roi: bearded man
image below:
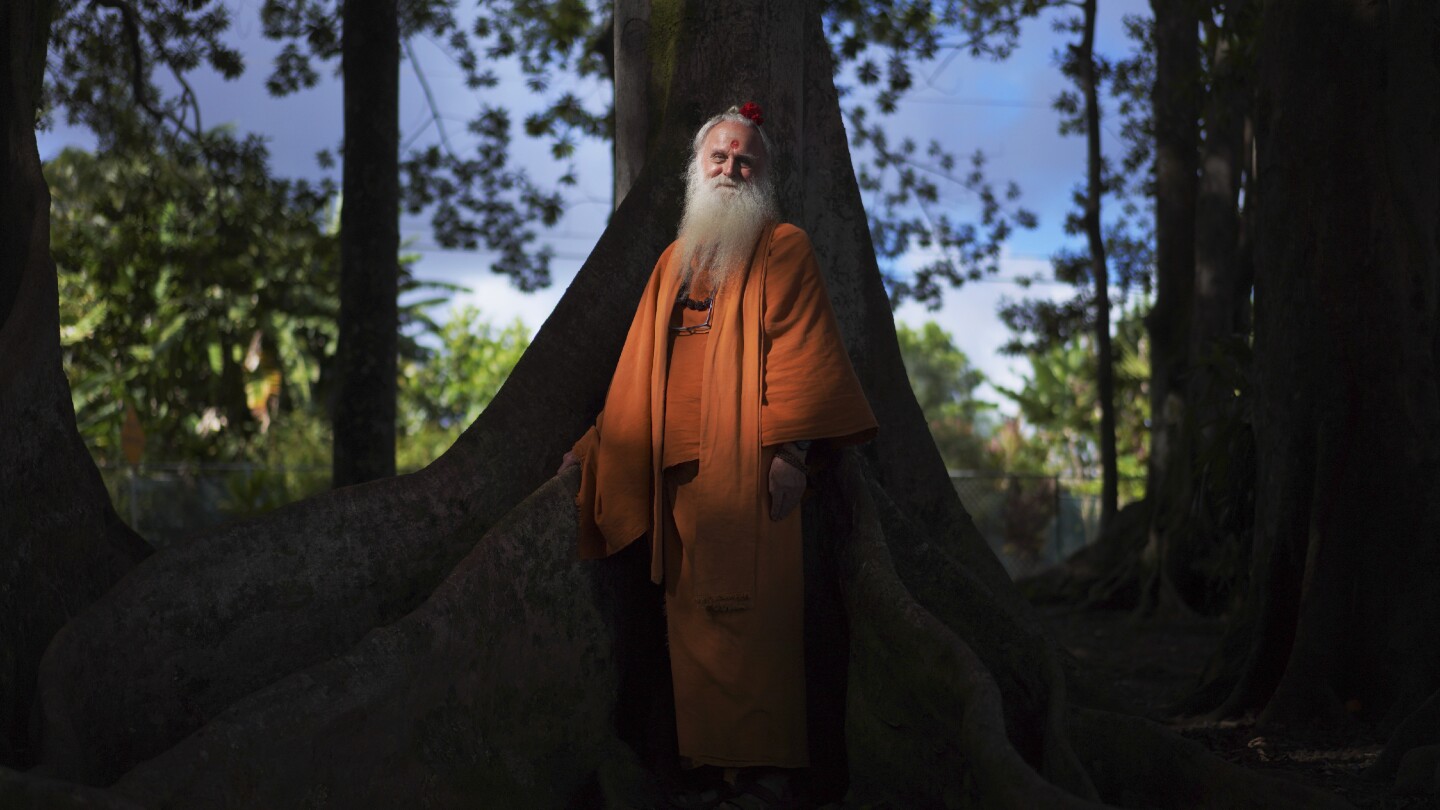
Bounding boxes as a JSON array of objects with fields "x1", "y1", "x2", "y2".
[{"x1": 559, "y1": 103, "x2": 876, "y2": 809}]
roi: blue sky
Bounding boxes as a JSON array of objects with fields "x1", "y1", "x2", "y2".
[{"x1": 37, "y1": 0, "x2": 1152, "y2": 411}]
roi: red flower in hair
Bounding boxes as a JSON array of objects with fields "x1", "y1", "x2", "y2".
[{"x1": 738, "y1": 101, "x2": 765, "y2": 126}]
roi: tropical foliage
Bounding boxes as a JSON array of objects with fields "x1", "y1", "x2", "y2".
[
  {"x1": 897, "y1": 316, "x2": 1148, "y2": 500},
  {"x1": 895, "y1": 320, "x2": 996, "y2": 472},
  {"x1": 397, "y1": 306, "x2": 531, "y2": 469},
  {"x1": 49, "y1": 140, "x2": 339, "y2": 463},
  {"x1": 991, "y1": 308, "x2": 1149, "y2": 500},
  {"x1": 50, "y1": 143, "x2": 524, "y2": 479}
]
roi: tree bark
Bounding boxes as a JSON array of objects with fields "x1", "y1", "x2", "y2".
[
  {"x1": 0, "y1": 766, "x2": 146, "y2": 809},
  {"x1": 612, "y1": 0, "x2": 650, "y2": 209},
  {"x1": 17, "y1": 2, "x2": 1359, "y2": 807},
  {"x1": 1136, "y1": 0, "x2": 1200, "y2": 617},
  {"x1": 1190, "y1": 0, "x2": 1440, "y2": 758},
  {"x1": 331, "y1": 0, "x2": 400, "y2": 488},
  {"x1": 0, "y1": 0, "x2": 149, "y2": 771},
  {"x1": 1190, "y1": 11, "x2": 1247, "y2": 362},
  {"x1": 1162, "y1": 0, "x2": 1254, "y2": 619},
  {"x1": 1233, "y1": 115, "x2": 1256, "y2": 334},
  {"x1": 1077, "y1": 0, "x2": 1120, "y2": 533}
]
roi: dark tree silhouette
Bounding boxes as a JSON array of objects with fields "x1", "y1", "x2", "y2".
[
  {"x1": 331, "y1": 0, "x2": 400, "y2": 487},
  {"x1": 1187, "y1": 0, "x2": 1440, "y2": 767},
  {"x1": 1028, "y1": 9, "x2": 1440, "y2": 794},
  {"x1": 5, "y1": 1, "x2": 1360, "y2": 807},
  {"x1": 1171, "y1": 0, "x2": 1257, "y2": 619},
  {"x1": 1073, "y1": 0, "x2": 1121, "y2": 533},
  {"x1": 0, "y1": 0, "x2": 150, "y2": 772},
  {"x1": 1135, "y1": 0, "x2": 1201, "y2": 618},
  {"x1": 1135, "y1": 0, "x2": 1257, "y2": 622}
]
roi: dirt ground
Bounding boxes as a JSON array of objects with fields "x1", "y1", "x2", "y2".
[{"x1": 1041, "y1": 607, "x2": 1435, "y2": 810}]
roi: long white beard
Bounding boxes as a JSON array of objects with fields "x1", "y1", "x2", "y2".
[{"x1": 675, "y1": 163, "x2": 778, "y2": 293}]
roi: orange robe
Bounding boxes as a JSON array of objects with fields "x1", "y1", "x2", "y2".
[
  {"x1": 572, "y1": 223, "x2": 876, "y2": 767},
  {"x1": 662, "y1": 298, "x2": 709, "y2": 469}
]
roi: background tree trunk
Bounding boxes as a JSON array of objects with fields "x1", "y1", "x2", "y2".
[
  {"x1": 331, "y1": 0, "x2": 400, "y2": 488},
  {"x1": 1169, "y1": 0, "x2": 1254, "y2": 618},
  {"x1": 1077, "y1": 0, "x2": 1120, "y2": 533},
  {"x1": 1190, "y1": 9, "x2": 1247, "y2": 362},
  {"x1": 612, "y1": 0, "x2": 650, "y2": 210},
  {"x1": 1136, "y1": 0, "x2": 1201, "y2": 617},
  {"x1": 0, "y1": 0, "x2": 149, "y2": 771},
  {"x1": 1188, "y1": 0, "x2": 1440, "y2": 764}
]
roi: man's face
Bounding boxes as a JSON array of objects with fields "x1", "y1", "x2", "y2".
[{"x1": 697, "y1": 122, "x2": 766, "y2": 189}]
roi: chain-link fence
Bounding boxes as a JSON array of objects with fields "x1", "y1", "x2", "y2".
[{"x1": 950, "y1": 473, "x2": 1144, "y2": 580}]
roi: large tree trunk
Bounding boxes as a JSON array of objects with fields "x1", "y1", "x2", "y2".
[
  {"x1": 1186, "y1": 0, "x2": 1440, "y2": 777},
  {"x1": 1135, "y1": 0, "x2": 1201, "y2": 618},
  {"x1": 331, "y1": 0, "x2": 400, "y2": 488},
  {"x1": 1190, "y1": 11, "x2": 1247, "y2": 361},
  {"x1": 19, "y1": 2, "x2": 1354, "y2": 807},
  {"x1": 1077, "y1": 0, "x2": 1120, "y2": 533},
  {"x1": 1168, "y1": 0, "x2": 1255, "y2": 618},
  {"x1": 0, "y1": 0, "x2": 149, "y2": 771}
]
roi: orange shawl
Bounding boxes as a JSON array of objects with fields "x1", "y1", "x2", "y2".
[{"x1": 572, "y1": 223, "x2": 877, "y2": 609}]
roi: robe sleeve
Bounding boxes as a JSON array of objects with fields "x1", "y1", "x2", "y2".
[
  {"x1": 573, "y1": 240, "x2": 679, "y2": 560},
  {"x1": 760, "y1": 224, "x2": 878, "y2": 448},
  {"x1": 571, "y1": 412, "x2": 602, "y2": 460}
]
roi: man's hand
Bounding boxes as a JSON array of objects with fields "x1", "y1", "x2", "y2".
[
  {"x1": 768, "y1": 453, "x2": 806, "y2": 521},
  {"x1": 557, "y1": 450, "x2": 581, "y2": 475}
]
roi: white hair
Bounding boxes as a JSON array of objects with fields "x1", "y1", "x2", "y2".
[
  {"x1": 675, "y1": 107, "x2": 779, "y2": 291},
  {"x1": 690, "y1": 105, "x2": 775, "y2": 164}
]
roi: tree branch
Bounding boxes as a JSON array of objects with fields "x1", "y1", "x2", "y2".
[
  {"x1": 90, "y1": 0, "x2": 205, "y2": 142},
  {"x1": 90, "y1": 0, "x2": 169, "y2": 131},
  {"x1": 402, "y1": 37, "x2": 456, "y2": 160},
  {"x1": 145, "y1": 27, "x2": 206, "y2": 142},
  {"x1": 88, "y1": 0, "x2": 233, "y2": 223}
]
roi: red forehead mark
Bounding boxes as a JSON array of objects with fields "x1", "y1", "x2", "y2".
[{"x1": 730, "y1": 139, "x2": 740, "y2": 150}]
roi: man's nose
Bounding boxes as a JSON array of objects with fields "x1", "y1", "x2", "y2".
[{"x1": 723, "y1": 156, "x2": 741, "y2": 177}]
